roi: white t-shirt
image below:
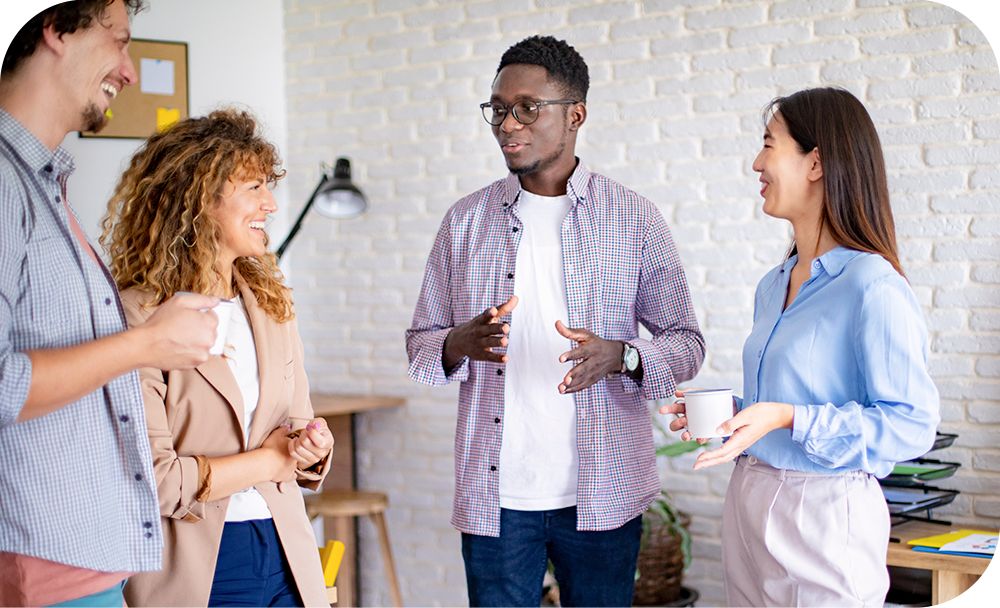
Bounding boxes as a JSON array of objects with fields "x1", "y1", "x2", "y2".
[
  {"x1": 499, "y1": 190, "x2": 578, "y2": 511},
  {"x1": 222, "y1": 296, "x2": 272, "y2": 522}
]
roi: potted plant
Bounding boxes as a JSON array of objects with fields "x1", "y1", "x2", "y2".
[{"x1": 632, "y1": 434, "x2": 701, "y2": 606}]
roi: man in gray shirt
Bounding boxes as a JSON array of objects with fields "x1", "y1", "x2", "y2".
[{"x1": 0, "y1": 1, "x2": 218, "y2": 604}]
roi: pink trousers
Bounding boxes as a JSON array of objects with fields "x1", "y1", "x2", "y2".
[{"x1": 722, "y1": 455, "x2": 890, "y2": 607}]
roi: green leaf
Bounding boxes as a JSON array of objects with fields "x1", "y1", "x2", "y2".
[{"x1": 656, "y1": 440, "x2": 702, "y2": 457}]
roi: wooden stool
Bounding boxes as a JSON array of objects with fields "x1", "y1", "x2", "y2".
[{"x1": 306, "y1": 490, "x2": 403, "y2": 607}]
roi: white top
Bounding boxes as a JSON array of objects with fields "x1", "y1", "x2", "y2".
[
  {"x1": 500, "y1": 190, "x2": 578, "y2": 511},
  {"x1": 222, "y1": 296, "x2": 272, "y2": 522}
]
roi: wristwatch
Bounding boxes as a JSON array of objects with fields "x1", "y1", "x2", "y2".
[{"x1": 621, "y1": 342, "x2": 640, "y2": 375}]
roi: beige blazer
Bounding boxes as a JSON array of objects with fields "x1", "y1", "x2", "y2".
[{"x1": 120, "y1": 276, "x2": 331, "y2": 607}]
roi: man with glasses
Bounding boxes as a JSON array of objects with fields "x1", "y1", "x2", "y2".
[
  {"x1": 0, "y1": 2, "x2": 217, "y2": 605},
  {"x1": 406, "y1": 35, "x2": 704, "y2": 606}
]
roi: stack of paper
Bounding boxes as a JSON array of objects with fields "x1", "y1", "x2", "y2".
[{"x1": 908, "y1": 529, "x2": 997, "y2": 559}]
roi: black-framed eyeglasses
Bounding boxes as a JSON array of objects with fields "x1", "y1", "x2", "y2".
[{"x1": 479, "y1": 98, "x2": 580, "y2": 126}]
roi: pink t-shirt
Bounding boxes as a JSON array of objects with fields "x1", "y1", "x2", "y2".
[{"x1": 0, "y1": 552, "x2": 128, "y2": 606}]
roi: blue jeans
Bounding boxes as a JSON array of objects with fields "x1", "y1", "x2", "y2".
[
  {"x1": 461, "y1": 506, "x2": 642, "y2": 607},
  {"x1": 48, "y1": 582, "x2": 124, "y2": 607},
  {"x1": 209, "y1": 519, "x2": 301, "y2": 607}
]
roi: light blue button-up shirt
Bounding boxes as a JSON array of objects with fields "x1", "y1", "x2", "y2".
[
  {"x1": 0, "y1": 110, "x2": 161, "y2": 572},
  {"x1": 740, "y1": 246, "x2": 940, "y2": 478}
]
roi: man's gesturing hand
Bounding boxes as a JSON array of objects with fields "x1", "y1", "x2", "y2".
[
  {"x1": 555, "y1": 320, "x2": 624, "y2": 394},
  {"x1": 443, "y1": 296, "x2": 519, "y2": 370}
]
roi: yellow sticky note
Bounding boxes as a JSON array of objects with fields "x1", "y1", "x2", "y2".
[{"x1": 156, "y1": 107, "x2": 181, "y2": 132}]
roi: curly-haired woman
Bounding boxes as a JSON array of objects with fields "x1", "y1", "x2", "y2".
[{"x1": 101, "y1": 108, "x2": 334, "y2": 607}]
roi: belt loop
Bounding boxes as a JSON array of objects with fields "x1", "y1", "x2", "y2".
[{"x1": 779, "y1": 468, "x2": 787, "y2": 481}]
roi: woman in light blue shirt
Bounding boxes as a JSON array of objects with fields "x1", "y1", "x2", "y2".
[{"x1": 664, "y1": 88, "x2": 940, "y2": 606}]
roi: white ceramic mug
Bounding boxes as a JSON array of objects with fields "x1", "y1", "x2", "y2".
[
  {"x1": 208, "y1": 299, "x2": 236, "y2": 356},
  {"x1": 678, "y1": 388, "x2": 734, "y2": 439}
]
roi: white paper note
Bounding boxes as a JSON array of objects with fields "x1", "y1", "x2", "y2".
[
  {"x1": 140, "y1": 58, "x2": 175, "y2": 96},
  {"x1": 939, "y1": 534, "x2": 997, "y2": 555}
]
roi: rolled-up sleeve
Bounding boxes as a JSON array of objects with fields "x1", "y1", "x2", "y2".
[
  {"x1": 140, "y1": 366, "x2": 208, "y2": 522},
  {"x1": 791, "y1": 275, "x2": 940, "y2": 475},
  {"x1": 405, "y1": 212, "x2": 471, "y2": 386},
  {"x1": 623, "y1": 209, "x2": 705, "y2": 401}
]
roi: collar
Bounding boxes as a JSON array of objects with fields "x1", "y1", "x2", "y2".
[
  {"x1": 814, "y1": 245, "x2": 863, "y2": 278},
  {"x1": 0, "y1": 108, "x2": 75, "y2": 179},
  {"x1": 500, "y1": 158, "x2": 592, "y2": 209}
]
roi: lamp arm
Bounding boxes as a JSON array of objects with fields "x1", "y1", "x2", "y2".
[{"x1": 276, "y1": 174, "x2": 328, "y2": 260}]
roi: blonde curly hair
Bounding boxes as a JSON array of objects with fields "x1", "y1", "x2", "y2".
[{"x1": 101, "y1": 108, "x2": 293, "y2": 322}]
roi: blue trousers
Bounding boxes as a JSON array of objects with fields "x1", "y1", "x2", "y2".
[
  {"x1": 461, "y1": 506, "x2": 642, "y2": 607},
  {"x1": 48, "y1": 582, "x2": 124, "y2": 607},
  {"x1": 209, "y1": 519, "x2": 301, "y2": 607}
]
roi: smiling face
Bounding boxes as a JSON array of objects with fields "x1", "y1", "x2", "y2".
[
  {"x1": 752, "y1": 112, "x2": 824, "y2": 223},
  {"x1": 211, "y1": 171, "x2": 278, "y2": 269},
  {"x1": 489, "y1": 64, "x2": 583, "y2": 186},
  {"x1": 61, "y1": 0, "x2": 137, "y2": 132}
]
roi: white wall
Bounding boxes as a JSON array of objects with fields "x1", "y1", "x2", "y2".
[
  {"x1": 52, "y1": 0, "x2": 291, "y2": 241},
  {"x1": 281, "y1": 1, "x2": 1000, "y2": 606}
]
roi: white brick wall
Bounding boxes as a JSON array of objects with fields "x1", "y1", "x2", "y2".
[{"x1": 281, "y1": 1, "x2": 1000, "y2": 605}]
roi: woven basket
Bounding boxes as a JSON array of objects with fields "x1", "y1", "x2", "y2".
[{"x1": 632, "y1": 511, "x2": 690, "y2": 606}]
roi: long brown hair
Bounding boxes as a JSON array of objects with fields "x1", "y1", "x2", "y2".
[
  {"x1": 101, "y1": 108, "x2": 294, "y2": 322},
  {"x1": 765, "y1": 87, "x2": 904, "y2": 276}
]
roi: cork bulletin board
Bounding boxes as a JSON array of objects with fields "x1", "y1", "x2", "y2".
[{"x1": 81, "y1": 38, "x2": 189, "y2": 139}]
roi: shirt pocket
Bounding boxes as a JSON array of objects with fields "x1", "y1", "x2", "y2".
[{"x1": 22, "y1": 234, "x2": 88, "y2": 334}]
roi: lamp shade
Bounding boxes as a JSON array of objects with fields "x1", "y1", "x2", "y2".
[
  {"x1": 314, "y1": 158, "x2": 368, "y2": 219},
  {"x1": 275, "y1": 157, "x2": 367, "y2": 260}
]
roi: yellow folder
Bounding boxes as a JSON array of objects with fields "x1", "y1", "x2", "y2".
[
  {"x1": 318, "y1": 540, "x2": 346, "y2": 587},
  {"x1": 907, "y1": 529, "x2": 996, "y2": 548}
]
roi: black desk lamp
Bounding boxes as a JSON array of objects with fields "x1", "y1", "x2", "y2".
[{"x1": 276, "y1": 157, "x2": 367, "y2": 260}]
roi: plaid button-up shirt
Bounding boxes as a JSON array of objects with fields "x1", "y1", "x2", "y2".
[
  {"x1": 406, "y1": 161, "x2": 704, "y2": 536},
  {"x1": 0, "y1": 110, "x2": 161, "y2": 572}
]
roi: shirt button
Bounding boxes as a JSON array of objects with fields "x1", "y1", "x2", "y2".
[
  {"x1": 119, "y1": 414, "x2": 130, "y2": 423},
  {"x1": 813, "y1": 261, "x2": 821, "y2": 269},
  {"x1": 104, "y1": 297, "x2": 112, "y2": 305},
  {"x1": 134, "y1": 473, "x2": 143, "y2": 481},
  {"x1": 145, "y1": 532, "x2": 153, "y2": 539},
  {"x1": 507, "y1": 272, "x2": 514, "y2": 279},
  {"x1": 55, "y1": 195, "x2": 61, "y2": 202},
  {"x1": 511, "y1": 227, "x2": 518, "y2": 233},
  {"x1": 496, "y1": 369, "x2": 503, "y2": 376},
  {"x1": 143, "y1": 521, "x2": 153, "y2": 529},
  {"x1": 490, "y1": 465, "x2": 497, "y2": 471},
  {"x1": 43, "y1": 164, "x2": 53, "y2": 172},
  {"x1": 494, "y1": 417, "x2": 501, "y2": 424}
]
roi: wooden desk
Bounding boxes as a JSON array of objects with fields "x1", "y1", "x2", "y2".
[
  {"x1": 886, "y1": 520, "x2": 992, "y2": 604},
  {"x1": 311, "y1": 393, "x2": 405, "y2": 607}
]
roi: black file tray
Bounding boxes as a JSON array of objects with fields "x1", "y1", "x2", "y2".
[
  {"x1": 882, "y1": 485, "x2": 958, "y2": 517},
  {"x1": 930, "y1": 432, "x2": 957, "y2": 452},
  {"x1": 880, "y1": 458, "x2": 960, "y2": 487}
]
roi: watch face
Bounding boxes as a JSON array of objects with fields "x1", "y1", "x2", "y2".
[{"x1": 624, "y1": 345, "x2": 639, "y2": 371}]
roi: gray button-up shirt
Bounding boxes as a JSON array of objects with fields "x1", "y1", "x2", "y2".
[{"x1": 0, "y1": 109, "x2": 161, "y2": 572}]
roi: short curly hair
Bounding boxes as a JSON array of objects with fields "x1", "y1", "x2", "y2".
[
  {"x1": 497, "y1": 35, "x2": 589, "y2": 102},
  {"x1": 2, "y1": 0, "x2": 147, "y2": 77},
  {"x1": 101, "y1": 108, "x2": 293, "y2": 322}
]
